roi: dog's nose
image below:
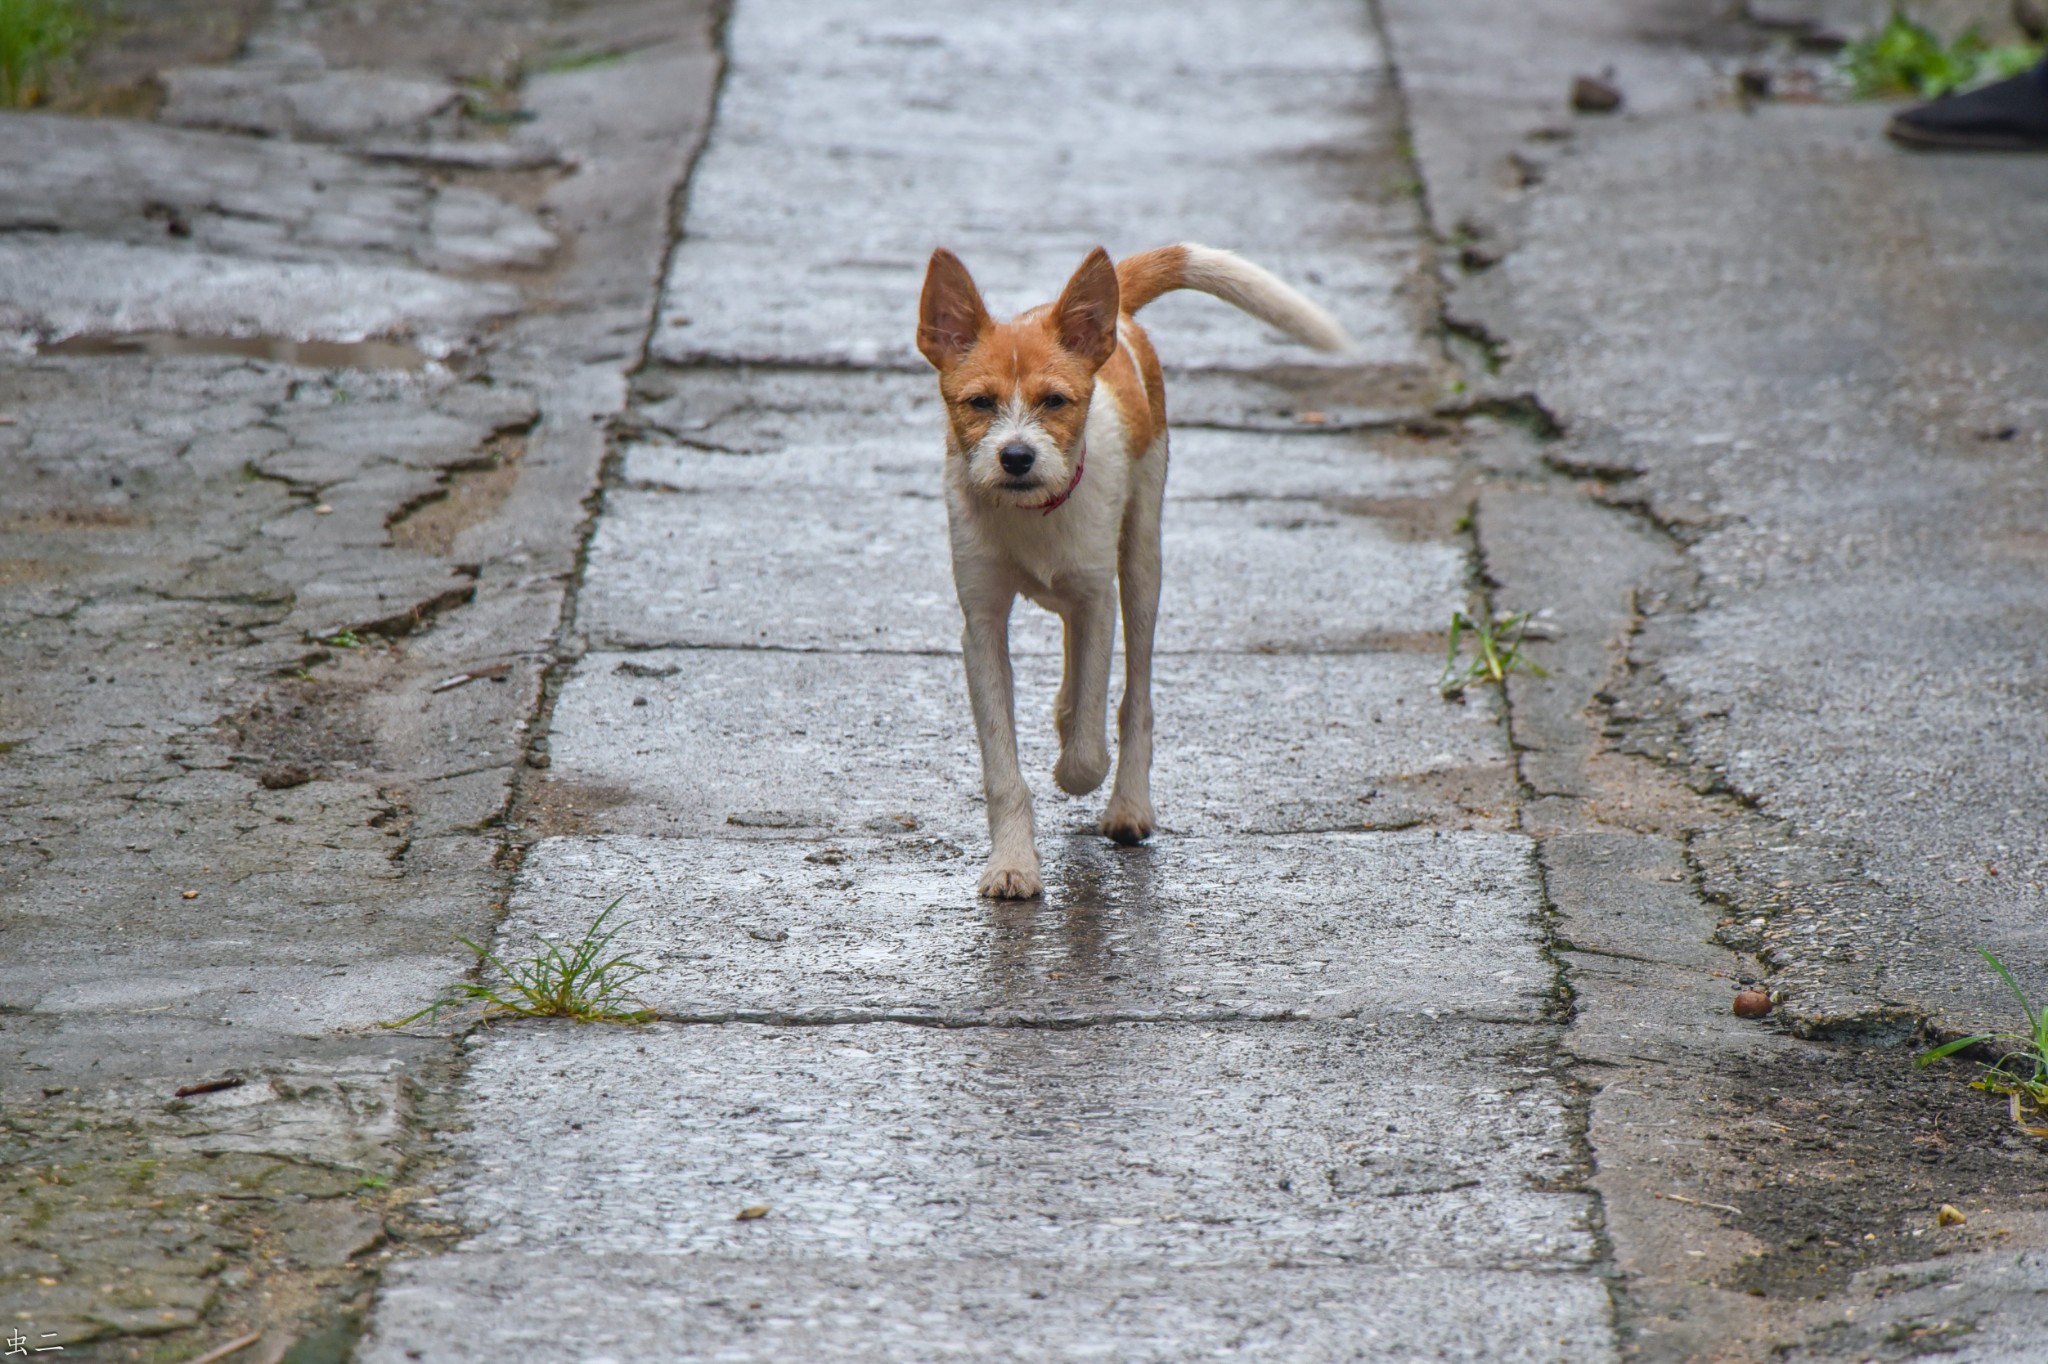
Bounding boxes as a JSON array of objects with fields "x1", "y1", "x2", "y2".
[{"x1": 998, "y1": 442, "x2": 1035, "y2": 477}]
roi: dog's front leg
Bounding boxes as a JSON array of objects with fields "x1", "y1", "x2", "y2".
[
  {"x1": 1103, "y1": 496, "x2": 1162, "y2": 844},
  {"x1": 961, "y1": 594, "x2": 1041, "y2": 898},
  {"x1": 1052, "y1": 581, "x2": 1115, "y2": 797}
]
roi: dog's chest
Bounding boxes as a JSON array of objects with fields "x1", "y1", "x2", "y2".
[
  {"x1": 975, "y1": 475, "x2": 1119, "y2": 586},
  {"x1": 950, "y1": 465, "x2": 1128, "y2": 602}
]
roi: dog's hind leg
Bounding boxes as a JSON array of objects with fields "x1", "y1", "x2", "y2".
[
  {"x1": 1103, "y1": 480, "x2": 1162, "y2": 845},
  {"x1": 961, "y1": 593, "x2": 1041, "y2": 898},
  {"x1": 1052, "y1": 583, "x2": 1115, "y2": 797}
]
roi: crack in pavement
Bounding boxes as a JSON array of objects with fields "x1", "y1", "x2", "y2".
[
  {"x1": 1377, "y1": 0, "x2": 2048, "y2": 1357},
  {"x1": 0, "y1": 1, "x2": 728, "y2": 1357}
]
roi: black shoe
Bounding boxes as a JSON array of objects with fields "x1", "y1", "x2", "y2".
[{"x1": 1887, "y1": 66, "x2": 2048, "y2": 150}]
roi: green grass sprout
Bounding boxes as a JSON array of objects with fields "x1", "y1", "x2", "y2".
[
  {"x1": 1917, "y1": 948, "x2": 2048, "y2": 1135},
  {"x1": 1844, "y1": 8, "x2": 2044, "y2": 99},
  {"x1": 385, "y1": 899, "x2": 655, "y2": 1026},
  {"x1": 528, "y1": 47, "x2": 625, "y2": 76},
  {"x1": 0, "y1": 0, "x2": 89, "y2": 107},
  {"x1": 1440, "y1": 607, "x2": 1547, "y2": 699}
]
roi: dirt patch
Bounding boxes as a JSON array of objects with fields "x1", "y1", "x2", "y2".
[
  {"x1": 1324, "y1": 488, "x2": 1472, "y2": 542},
  {"x1": 388, "y1": 435, "x2": 525, "y2": 557},
  {"x1": 1574, "y1": 749, "x2": 1734, "y2": 838},
  {"x1": 42, "y1": 0, "x2": 266, "y2": 118},
  {"x1": 5, "y1": 506, "x2": 152, "y2": 531},
  {"x1": 1349, "y1": 628, "x2": 1450, "y2": 655},
  {"x1": 1681, "y1": 1045, "x2": 2048, "y2": 1302},
  {"x1": 230, "y1": 677, "x2": 379, "y2": 780},
  {"x1": 513, "y1": 775, "x2": 633, "y2": 839}
]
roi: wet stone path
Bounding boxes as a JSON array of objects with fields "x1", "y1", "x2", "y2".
[{"x1": 363, "y1": 0, "x2": 1617, "y2": 1357}]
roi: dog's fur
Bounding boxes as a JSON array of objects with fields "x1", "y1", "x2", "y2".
[{"x1": 916, "y1": 243, "x2": 1348, "y2": 898}]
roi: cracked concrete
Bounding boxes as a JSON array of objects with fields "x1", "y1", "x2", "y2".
[
  {"x1": 1383, "y1": 0, "x2": 2048, "y2": 1357},
  {"x1": 12, "y1": 0, "x2": 2047, "y2": 1358},
  {"x1": 1, "y1": 0, "x2": 720, "y2": 1355}
]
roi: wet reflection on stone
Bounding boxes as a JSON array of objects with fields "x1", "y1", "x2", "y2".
[
  {"x1": 981, "y1": 836, "x2": 1157, "y2": 1005},
  {"x1": 502, "y1": 832, "x2": 1553, "y2": 1022}
]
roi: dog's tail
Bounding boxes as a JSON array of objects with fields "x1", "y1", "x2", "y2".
[{"x1": 1115, "y1": 244, "x2": 1351, "y2": 353}]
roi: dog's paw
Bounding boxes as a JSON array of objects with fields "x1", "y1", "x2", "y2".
[
  {"x1": 1053, "y1": 746, "x2": 1110, "y2": 796},
  {"x1": 978, "y1": 858, "x2": 1043, "y2": 899},
  {"x1": 1100, "y1": 800, "x2": 1156, "y2": 846}
]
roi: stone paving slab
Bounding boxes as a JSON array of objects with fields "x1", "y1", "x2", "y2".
[
  {"x1": 625, "y1": 367, "x2": 1461, "y2": 467},
  {"x1": 619, "y1": 388, "x2": 1458, "y2": 506},
  {"x1": 395, "y1": 1020, "x2": 1593, "y2": 1267},
  {"x1": 545, "y1": 648, "x2": 1503, "y2": 840},
  {"x1": 501, "y1": 830, "x2": 1551, "y2": 1023},
  {"x1": 620, "y1": 425, "x2": 1459, "y2": 502},
  {"x1": 0, "y1": 109, "x2": 538, "y2": 354},
  {"x1": 363, "y1": 1252, "x2": 1615, "y2": 1363},
  {"x1": 650, "y1": 0, "x2": 1432, "y2": 373},
  {"x1": 581, "y1": 488, "x2": 1464, "y2": 654},
  {"x1": 0, "y1": 239, "x2": 517, "y2": 357}
]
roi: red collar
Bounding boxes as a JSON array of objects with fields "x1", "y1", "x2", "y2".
[{"x1": 1035, "y1": 442, "x2": 1085, "y2": 515}]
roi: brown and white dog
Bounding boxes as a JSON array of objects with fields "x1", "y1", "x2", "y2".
[{"x1": 916, "y1": 243, "x2": 1348, "y2": 898}]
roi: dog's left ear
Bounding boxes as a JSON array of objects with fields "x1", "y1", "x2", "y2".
[
  {"x1": 1053, "y1": 247, "x2": 1120, "y2": 369},
  {"x1": 918, "y1": 248, "x2": 991, "y2": 371}
]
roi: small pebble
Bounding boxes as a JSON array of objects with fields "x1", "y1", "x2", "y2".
[
  {"x1": 1571, "y1": 75, "x2": 1623, "y2": 113},
  {"x1": 1733, "y1": 989, "x2": 1772, "y2": 1019}
]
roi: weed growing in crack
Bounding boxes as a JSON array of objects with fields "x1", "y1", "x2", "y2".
[
  {"x1": 1844, "y1": 9, "x2": 2042, "y2": 99},
  {"x1": 0, "y1": 0, "x2": 88, "y2": 107},
  {"x1": 385, "y1": 899, "x2": 655, "y2": 1026},
  {"x1": 1439, "y1": 607, "x2": 1546, "y2": 700},
  {"x1": 321, "y1": 629, "x2": 363, "y2": 649},
  {"x1": 528, "y1": 46, "x2": 626, "y2": 76},
  {"x1": 1918, "y1": 948, "x2": 2048, "y2": 1136}
]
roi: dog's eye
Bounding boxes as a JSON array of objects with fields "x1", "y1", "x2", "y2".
[
  {"x1": 965, "y1": 394, "x2": 997, "y2": 413},
  {"x1": 1039, "y1": 393, "x2": 1069, "y2": 411}
]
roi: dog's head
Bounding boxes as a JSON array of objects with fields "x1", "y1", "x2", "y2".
[{"x1": 916, "y1": 247, "x2": 1120, "y2": 508}]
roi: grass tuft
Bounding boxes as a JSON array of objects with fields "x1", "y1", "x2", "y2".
[
  {"x1": 1917, "y1": 948, "x2": 2048, "y2": 1135},
  {"x1": 1844, "y1": 8, "x2": 2043, "y2": 99},
  {"x1": 1439, "y1": 607, "x2": 1546, "y2": 699},
  {"x1": 385, "y1": 898, "x2": 655, "y2": 1026},
  {"x1": 528, "y1": 47, "x2": 626, "y2": 76},
  {"x1": 0, "y1": 0, "x2": 88, "y2": 107}
]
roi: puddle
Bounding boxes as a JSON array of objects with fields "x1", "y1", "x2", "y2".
[{"x1": 40, "y1": 332, "x2": 432, "y2": 370}]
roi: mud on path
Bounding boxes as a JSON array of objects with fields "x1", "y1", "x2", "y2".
[{"x1": 1710, "y1": 1050, "x2": 2047, "y2": 1305}]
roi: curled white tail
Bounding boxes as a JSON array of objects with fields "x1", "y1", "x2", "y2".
[{"x1": 1137, "y1": 243, "x2": 1351, "y2": 353}]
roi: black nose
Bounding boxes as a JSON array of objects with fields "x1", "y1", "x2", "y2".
[{"x1": 999, "y1": 442, "x2": 1035, "y2": 477}]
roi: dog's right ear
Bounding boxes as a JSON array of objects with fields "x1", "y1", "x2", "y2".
[{"x1": 917, "y1": 248, "x2": 990, "y2": 371}]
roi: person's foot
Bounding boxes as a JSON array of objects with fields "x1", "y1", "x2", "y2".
[{"x1": 1887, "y1": 66, "x2": 2048, "y2": 149}]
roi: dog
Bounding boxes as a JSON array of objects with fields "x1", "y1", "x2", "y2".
[{"x1": 915, "y1": 243, "x2": 1349, "y2": 898}]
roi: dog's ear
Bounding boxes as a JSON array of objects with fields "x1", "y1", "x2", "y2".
[
  {"x1": 1052, "y1": 246, "x2": 1120, "y2": 369},
  {"x1": 918, "y1": 248, "x2": 991, "y2": 370}
]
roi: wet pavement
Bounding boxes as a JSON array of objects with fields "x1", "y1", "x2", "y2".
[
  {"x1": 1, "y1": 0, "x2": 720, "y2": 1355},
  {"x1": 355, "y1": 0, "x2": 1615, "y2": 1357},
  {"x1": 1387, "y1": 0, "x2": 2048, "y2": 1357},
  {"x1": 4, "y1": 0, "x2": 2047, "y2": 1359}
]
